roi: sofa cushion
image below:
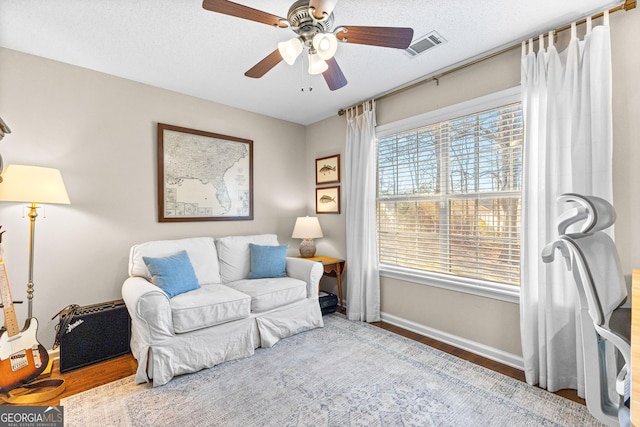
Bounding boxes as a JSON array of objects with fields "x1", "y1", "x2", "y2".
[
  {"x1": 129, "y1": 237, "x2": 222, "y2": 285},
  {"x1": 143, "y1": 250, "x2": 200, "y2": 298},
  {"x1": 169, "y1": 284, "x2": 251, "y2": 333},
  {"x1": 216, "y1": 234, "x2": 279, "y2": 283},
  {"x1": 247, "y1": 244, "x2": 287, "y2": 279},
  {"x1": 225, "y1": 277, "x2": 307, "y2": 313}
]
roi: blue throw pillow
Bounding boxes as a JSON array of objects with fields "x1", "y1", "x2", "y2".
[
  {"x1": 247, "y1": 244, "x2": 287, "y2": 279},
  {"x1": 143, "y1": 250, "x2": 200, "y2": 298}
]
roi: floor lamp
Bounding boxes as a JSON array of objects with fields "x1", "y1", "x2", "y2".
[{"x1": 0, "y1": 165, "x2": 70, "y2": 318}]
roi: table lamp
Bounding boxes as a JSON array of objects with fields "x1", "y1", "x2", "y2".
[
  {"x1": 292, "y1": 216, "x2": 323, "y2": 258},
  {"x1": 0, "y1": 165, "x2": 70, "y2": 318}
]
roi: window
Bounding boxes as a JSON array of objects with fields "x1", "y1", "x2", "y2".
[{"x1": 376, "y1": 89, "x2": 523, "y2": 298}]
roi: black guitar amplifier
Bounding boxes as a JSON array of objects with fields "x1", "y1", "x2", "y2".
[
  {"x1": 319, "y1": 291, "x2": 338, "y2": 315},
  {"x1": 59, "y1": 299, "x2": 131, "y2": 372}
]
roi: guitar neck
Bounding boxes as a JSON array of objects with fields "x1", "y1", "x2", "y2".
[{"x1": 0, "y1": 261, "x2": 20, "y2": 337}]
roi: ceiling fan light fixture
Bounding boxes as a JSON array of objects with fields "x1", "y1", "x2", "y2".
[
  {"x1": 278, "y1": 37, "x2": 303, "y2": 65},
  {"x1": 312, "y1": 32, "x2": 338, "y2": 60},
  {"x1": 202, "y1": 0, "x2": 415, "y2": 91},
  {"x1": 308, "y1": 51, "x2": 328, "y2": 74}
]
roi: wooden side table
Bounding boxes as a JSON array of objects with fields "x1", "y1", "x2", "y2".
[{"x1": 304, "y1": 256, "x2": 346, "y2": 309}]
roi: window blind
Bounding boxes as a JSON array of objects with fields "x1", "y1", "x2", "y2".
[{"x1": 377, "y1": 102, "x2": 523, "y2": 286}]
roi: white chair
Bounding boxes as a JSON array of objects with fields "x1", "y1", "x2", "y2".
[{"x1": 542, "y1": 193, "x2": 630, "y2": 427}]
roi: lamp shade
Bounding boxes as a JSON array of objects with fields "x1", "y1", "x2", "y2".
[
  {"x1": 308, "y1": 51, "x2": 328, "y2": 75},
  {"x1": 312, "y1": 33, "x2": 338, "y2": 60},
  {"x1": 292, "y1": 216, "x2": 323, "y2": 239},
  {"x1": 0, "y1": 165, "x2": 70, "y2": 204},
  {"x1": 278, "y1": 37, "x2": 303, "y2": 65}
]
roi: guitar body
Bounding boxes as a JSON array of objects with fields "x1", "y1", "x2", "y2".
[{"x1": 0, "y1": 317, "x2": 50, "y2": 393}]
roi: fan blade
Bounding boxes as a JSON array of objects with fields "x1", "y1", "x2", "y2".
[
  {"x1": 202, "y1": 0, "x2": 288, "y2": 28},
  {"x1": 309, "y1": 0, "x2": 338, "y2": 20},
  {"x1": 245, "y1": 49, "x2": 284, "y2": 78},
  {"x1": 322, "y1": 57, "x2": 347, "y2": 91},
  {"x1": 336, "y1": 26, "x2": 414, "y2": 49}
]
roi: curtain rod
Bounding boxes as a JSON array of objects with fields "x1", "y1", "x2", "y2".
[{"x1": 337, "y1": 0, "x2": 635, "y2": 117}]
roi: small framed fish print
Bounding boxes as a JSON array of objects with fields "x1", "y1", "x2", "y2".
[
  {"x1": 315, "y1": 154, "x2": 340, "y2": 185},
  {"x1": 316, "y1": 186, "x2": 340, "y2": 214}
]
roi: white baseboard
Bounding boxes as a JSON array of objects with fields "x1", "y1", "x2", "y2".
[
  {"x1": 48, "y1": 348, "x2": 60, "y2": 361},
  {"x1": 380, "y1": 311, "x2": 524, "y2": 371}
]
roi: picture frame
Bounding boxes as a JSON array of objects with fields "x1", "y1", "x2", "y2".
[
  {"x1": 316, "y1": 186, "x2": 340, "y2": 214},
  {"x1": 157, "y1": 123, "x2": 253, "y2": 222},
  {"x1": 315, "y1": 154, "x2": 340, "y2": 185}
]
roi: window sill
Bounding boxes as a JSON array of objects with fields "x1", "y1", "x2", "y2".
[{"x1": 379, "y1": 264, "x2": 520, "y2": 304}]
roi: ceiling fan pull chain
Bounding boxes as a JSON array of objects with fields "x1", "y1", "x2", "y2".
[
  {"x1": 300, "y1": 55, "x2": 305, "y2": 91},
  {"x1": 299, "y1": 52, "x2": 313, "y2": 92}
]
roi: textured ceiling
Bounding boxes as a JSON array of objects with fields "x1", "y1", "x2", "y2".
[{"x1": 0, "y1": 0, "x2": 624, "y2": 125}]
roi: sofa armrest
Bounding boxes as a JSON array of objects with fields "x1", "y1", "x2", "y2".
[
  {"x1": 122, "y1": 276, "x2": 175, "y2": 340},
  {"x1": 286, "y1": 257, "x2": 323, "y2": 299}
]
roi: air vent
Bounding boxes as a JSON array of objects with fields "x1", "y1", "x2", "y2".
[{"x1": 406, "y1": 31, "x2": 446, "y2": 56}]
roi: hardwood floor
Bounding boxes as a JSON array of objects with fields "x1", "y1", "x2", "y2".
[
  {"x1": 9, "y1": 317, "x2": 584, "y2": 407},
  {"x1": 9, "y1": 353, "x2": 138, "y2": 407}
]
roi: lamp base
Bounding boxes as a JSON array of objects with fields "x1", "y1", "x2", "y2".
[{"x1": 299, "y1": 239, "x2": 316, "y2": 258}]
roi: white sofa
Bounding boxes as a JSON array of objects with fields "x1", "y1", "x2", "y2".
[{"x1": 121, "y1": 234, "x2": 324, "y2": 386}]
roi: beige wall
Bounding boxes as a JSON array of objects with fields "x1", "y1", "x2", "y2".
[
  {"x1": 376, "y1": 47, "x2": 525, "y2": 357},
  {"x1": 610, "y1": 7, "x2": 640, "y2": 278},
  {"x1": 306, "y1": 46, "x2": 525, "y2": 357},
  {"x1": 304, "y1": 115, "x2": 347, "y2": 295},
  {"x1": 306, "y1": 7, "x2": 640, "y2": 360},
  {"x1": 1, "y1": 6, "x2": 638, "y2": 358},
  {"x1": 0, "y1": 48, "x2": 307, "y2": 349}
]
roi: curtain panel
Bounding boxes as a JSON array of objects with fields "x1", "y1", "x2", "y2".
[
  {"x1": 345, "y1": 100, "x2": 381, "y2": 322},
  {"x1": 520, "y1": 13, "x2": 613, "y2": 395}
]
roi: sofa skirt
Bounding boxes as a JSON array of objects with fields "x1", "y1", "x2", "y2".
[
  {"x1": 137, "y1": 298, "x2": 323, "y2": 387},
  {"x1": 144, "y1": 316, "x2": 258, "y2": 386},
  {"x1": 255, "y1": 298, "x2": 324, "y2": 347}
]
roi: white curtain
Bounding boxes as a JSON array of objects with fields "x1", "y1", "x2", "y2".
[
  {"x1": 520, "y1": 13, "x2": 613, "y2": 395},
  {"x1": 345, "y1": 100, "x2": 381, "y2": 322}
]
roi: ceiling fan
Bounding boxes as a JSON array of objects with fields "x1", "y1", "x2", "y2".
[{"x1": 202, "y1": 0, "x2": 414, "y2": 91}]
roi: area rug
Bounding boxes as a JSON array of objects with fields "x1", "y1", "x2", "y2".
[{"x1": 61, "y1": 314, "x2": 602, "y2": 426}]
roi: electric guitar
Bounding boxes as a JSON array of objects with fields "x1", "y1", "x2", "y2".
[{"x1": 0, "y1": 259, "x2": 49, "y2": 393}]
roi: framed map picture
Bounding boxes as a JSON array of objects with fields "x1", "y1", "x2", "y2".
[
  {"x1": 315, "y1": 154, "x2": 340, "y2": 185},
  {"x1": 316, "y1": 186, "x2": 340, "y2": 214},
  {"x1": 157, "y1": 123, "x2": 253, "y2": 222}
]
